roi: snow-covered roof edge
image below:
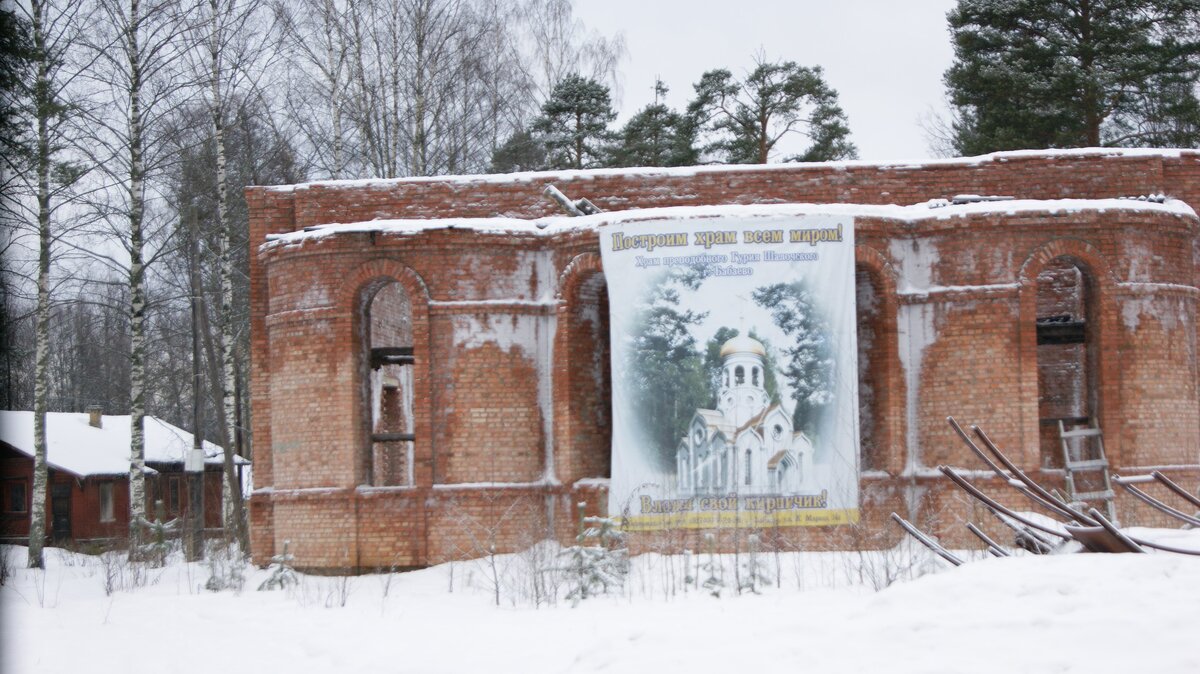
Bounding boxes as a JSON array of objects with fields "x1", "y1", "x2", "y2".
[
  {"x1": 0, "y1": 411, "x2": 247, "y2": 478},
  {"x1": 261, "y1": 198, "x2": 1197, "y2": 251},
  {"x1": 256, "y1": 147, "x2": 1196, "y2": 192}
]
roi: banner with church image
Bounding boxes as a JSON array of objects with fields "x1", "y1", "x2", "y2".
[{"x1": 599, "y1": 208, "x2": 860, "y2": 531}]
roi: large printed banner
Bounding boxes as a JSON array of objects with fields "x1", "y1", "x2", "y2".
[{"x1": 600, "y1": 210, "x2": 860, "y2": 531}]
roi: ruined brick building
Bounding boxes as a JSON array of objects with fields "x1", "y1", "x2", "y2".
[{"x1": 246, "y1": 149, "x2": 1200, "y2": 571}]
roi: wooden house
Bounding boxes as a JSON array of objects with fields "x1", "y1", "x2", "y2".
[{"x1": 0, "y1": 408, "x2": 247, "y2": 546}]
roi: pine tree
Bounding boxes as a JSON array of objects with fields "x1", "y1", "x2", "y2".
[
  {"x1": 531, "y1": 73, "x2": 615, "y2": 169},
  {"x1": 944, "y1": 0, "x2": 1200, "y2": 154},
  {"x1": 490, "y1": 128, "x2": 546, "y2": 173},
  {"x1": 609, "y1": 80, "x2": 696, "y2": 167},
  {"x1": 0, "y1": 6, "x2": 32, "y2": 165},
  {"x1": 687, "y1": 57, "x2": 857, "y2": 164}
]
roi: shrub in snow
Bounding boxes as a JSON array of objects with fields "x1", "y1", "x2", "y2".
[
  {"x1": 132, "y1": 507, "x2": 179, "y2": 567},
  {"x1": 738, "y1": 534, "x2": 773, "y2": 594},
  {"x1": 258, "y1": 540, "x2": 298, "y2": 592},
  {"x1": 701, "y1": 533, "x2": 724, "y2": 597},
  {"x1": 558, "y1": 504, "x2": 629, "y2": 605},
  {"x1": 204, "y1": 541, "x2": 246, "y2": 593}
]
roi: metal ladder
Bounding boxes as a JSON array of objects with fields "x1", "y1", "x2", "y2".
[{"x1": 1058, "y1": 420, "x2": 1116, "y2": 520}]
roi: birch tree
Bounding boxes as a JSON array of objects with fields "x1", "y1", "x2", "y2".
[
  {"x1": 82, "y1": 0, "x2": 198, "y2": 546},
  {"x1": 518, "y1": 0, "x2": 625, "y2": 106},
  {"x1": 10, "y1": 0, "x2": 92, "y2": 568},
  {"x1": 194, "y1": 0, "x2": 274, "y2": 553},
  {"x1": 275, "y1": 0, "x2": 352, "y2": 178}
]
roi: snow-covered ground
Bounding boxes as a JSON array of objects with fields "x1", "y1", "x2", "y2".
[{"x1": 3, "y1": 531, "x2": 1200, "y2": 674}]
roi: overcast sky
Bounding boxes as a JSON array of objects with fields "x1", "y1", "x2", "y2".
[{"x1": 573, "y1": 0, "x2": 959, "y2": 161}]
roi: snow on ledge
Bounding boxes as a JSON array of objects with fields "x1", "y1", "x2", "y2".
[
  {"x1": 258, "y1": 147, "x2": 1194, "y2": 192},
  {"x1": 261, "y1": 198, "x2": 1197, "y2": 251}
]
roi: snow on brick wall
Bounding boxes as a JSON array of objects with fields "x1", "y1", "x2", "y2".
[{"x1": 246, "y1": 150, "x2": 1200, "y2": 569}]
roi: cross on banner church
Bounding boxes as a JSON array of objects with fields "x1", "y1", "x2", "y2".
[{"x1": 246, "y1": 148, "x2": 1200, "y2": 571}]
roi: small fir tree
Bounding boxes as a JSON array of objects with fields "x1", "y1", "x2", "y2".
[
  {"x1": 258, "y1": 540, "x2": 298, "y2": 591},
  {"x1": 560, "y1": 503, "x2": 629, "y2": 605}
]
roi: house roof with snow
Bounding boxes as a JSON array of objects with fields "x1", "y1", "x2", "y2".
[{"x1": 0, "y1": 411, "x2": 247, "y2": 478}]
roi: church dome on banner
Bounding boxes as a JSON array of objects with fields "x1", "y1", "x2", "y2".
[{"x1": 719, "y1": 334, "x2": 767, "y2": 358}]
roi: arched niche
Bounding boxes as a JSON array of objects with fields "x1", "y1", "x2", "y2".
[
  {"x1": 340, "y1": 259, "x2": 432, "y2": 487},
  {"x1": 854, "y1": 246, "x2": 903, "y2": 474},
  {"x1": 553, "y1": 253, "x2": 613, "y2": 484},
  {"x1": 1018, "y1": 240, "x2": 1120, "y2": 469}
]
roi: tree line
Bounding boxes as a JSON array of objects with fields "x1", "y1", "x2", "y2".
[{"x1": 3, "y1": 0, "x2": 1200, "y2": 568}]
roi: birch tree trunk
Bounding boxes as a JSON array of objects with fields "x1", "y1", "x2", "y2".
[
  {"x1": 207, "y1": 0, "x2": 249, "y2": 552},
  {"x1": 27, "y1": 0, "x2": 53, "y2": 569},
  {"x1": 126, "y1": 0, "x2": 148, "y2": 549}
]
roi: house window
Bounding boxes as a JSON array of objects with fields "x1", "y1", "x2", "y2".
[
  {"x1": 99, "y1": 482, "x2": 114, "y2": 522},
  {"x1": 6, "y1": 480, "x2": 27, "y2": 513},
  {"x1": 735, "y1": 366, "x2": 745, "y2": 385},
  {"x1": 168, "y1": 476, "x2": 181, "y2": 514}
]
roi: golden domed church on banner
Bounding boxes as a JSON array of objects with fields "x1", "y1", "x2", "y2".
[{"x1": 678, "y1": 335, "x2": 815, "y2": 496}]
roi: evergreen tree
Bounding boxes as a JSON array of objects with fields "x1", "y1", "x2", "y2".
[
  {"x1": 490, "y1": 128, "x2": 547, "y2": 173},
  {"x1": 752, "y1": 282, "x2": 834, "y2": 435},
  {"x1": 944, "y1": 0, "x2": 1200, "y2": 154},
  {"x1": 531, "y1": 74, "x2": 616, "y2": 169},
  {"x1": 0, "y1": 6, "x2": 32, "y2": 165},
  {"x1": 609, "y1": 80, "x2": 697, "y2": 167},
  {"x1": 687, "y1": 57, "x2": 857, "y2": 164}
]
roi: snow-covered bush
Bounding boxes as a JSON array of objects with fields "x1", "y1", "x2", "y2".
[
  {"x1": 738, "y1": 534, "x2": 773, "y2": 594},
  {"x1": 258, "y1": 540, "x2": 298, "y2": 592},
  {"x1": 99, "y1": 548, "x2": 154, "y2": 595},
  {"x1": 700, "y1": 533, "x2": 724, "y2": 597},
  {"x1": 204, "y1": 541, "x2": 246, "y2": 593},
  {"x1": 559, "y1": 504, "x2": 629, "y2": 605},
  {"x1": 132, "y1": 511, "x2": 180, "y2": 567}
]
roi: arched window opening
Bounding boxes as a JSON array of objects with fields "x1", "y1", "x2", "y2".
[
  {"x1": 735, "y1": 366, "x2": 745, "y2": 385},
  {"x1": 744, "y1": 449, "x2": 753, "y2": 486},
  {"x1": 855, "y1": 266, "x2": 884, "y2": 471},
  {"x1": 360, "y1": 280, "x2": 414, "y2": 486},
  {"x1": 566, "y1": 272, "x2": 612, "y2": 480},
  {"x1": 752, "y1": 366, "x2": 759, "y2": 386},
  {"x1": 1035, "y1": 258, "x2": 1098, "y2": 468}
]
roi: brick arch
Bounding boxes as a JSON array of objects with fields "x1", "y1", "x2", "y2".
[
  {"x1": 337, "y1": 258, "x2": 435, "y2": 487},
  {"x1": 854, "y1": 244, "x2": 907, "y2": 475},
  {"x1": 1017, "y1": 239, "x2": 1122, "y2": 467},
  {"x1": 555, "y1": 252, "x2": 604, "y2": 301},
  {"x1": 553, "y1": 252, "x2": 612, "y2": 486}
]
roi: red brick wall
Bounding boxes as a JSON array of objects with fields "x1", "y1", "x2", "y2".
[{"x1": 247, "y1": 150, "x2": 1200, "y2": 569}]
